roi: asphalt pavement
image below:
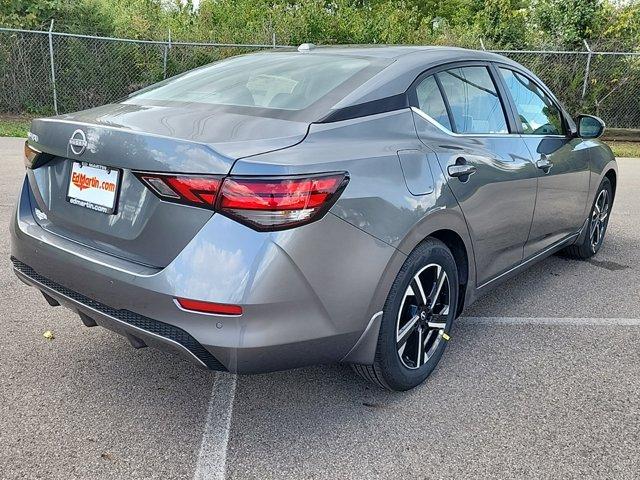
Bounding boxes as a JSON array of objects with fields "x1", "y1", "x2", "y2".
[{"x1": 0, "y1": 136, "x2": 638, "y2": 479}]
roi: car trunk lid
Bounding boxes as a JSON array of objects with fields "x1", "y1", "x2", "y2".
[{"x1": 25, "y1": 105, "x2": 309, "y2": 267}]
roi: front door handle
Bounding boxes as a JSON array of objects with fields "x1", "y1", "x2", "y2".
[{"x1": 536, "y1": 157, "x2": 553, "y2": 173}]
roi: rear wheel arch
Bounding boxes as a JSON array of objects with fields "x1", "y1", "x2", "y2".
[
  {"x1": 352, "y1": 237, "x2": 460, "y2": 390},
  {"x1": 604, "y1": 168, "x2": 617, "y2": 200},
  {"x1": 427, "y1": 229, "x2": 469, "y2": 318},
  {"x1": 342, "y1": 227, "x2": 471, "y2": 366}
]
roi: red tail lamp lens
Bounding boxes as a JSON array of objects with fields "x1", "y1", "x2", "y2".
[
  {"x1": 24, "y1": 141, "x2": 40, "y2": 168},
  {"x1": 219, "y1": 176, "x2": 341, "y2": 210},
  {"x1": 218, "y1": 173, "x2": 348, "y2": 230},
  {"x1": 176, "y1": 298, "x2": 243, "y2": 316},
  {"x1": 136, "y1": 174, "x2": 222, "y2": 209},
  {"x1": 135, "y1": 172, "x2": 349, "y2": 231}
]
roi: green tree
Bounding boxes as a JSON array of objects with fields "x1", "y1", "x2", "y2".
[
  {"x1": 0, "y1": 0, "x2": 114, "y2": 33},
  {"x1": 475, "y1": 0, "x2": 529, "y2": 48},
  {"x1": 532, "y1": 0, "x2": 607, "y2": 47},
  {"x1": 600, "y1": 1, "x2": 640, "y2": 49}
]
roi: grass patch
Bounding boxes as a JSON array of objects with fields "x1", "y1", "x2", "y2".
[
  {"x1": 0, "y1": 115, "x2": 31, "y2": 138},
  {"x1": 607, "y1": 141, "x2": 640, "y2": 158}
]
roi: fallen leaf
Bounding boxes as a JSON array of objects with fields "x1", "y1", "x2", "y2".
[
  {"x1": 43, "y1": 330, "x2": 55, "y2": 340},
  {"x1": 101, "y1": 452, "x2": 115, "y2": 462}
]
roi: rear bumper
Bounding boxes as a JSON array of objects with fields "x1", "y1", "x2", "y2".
[
  {"x1": 12, "y1": 258, "x2": 226, "y2": 370},
  {"x1": 11, "y1": 175, "x2": 401, "y2": 373}
]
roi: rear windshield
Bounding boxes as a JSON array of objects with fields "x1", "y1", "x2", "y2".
[{"x1": 128, "y1": 53, "x2": 388, "y2": 120}]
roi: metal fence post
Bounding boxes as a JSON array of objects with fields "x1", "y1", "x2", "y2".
[
  {"x1": 582, "y1": 39, "x2": 593, "y2": 99},
  {"x1": 48, "y1": 20, "x2": 59, "y2": 115},
  {"x1": 480, "y1": 38, "x2": 486, "y2": 51},
  {"x1": 272, "y1": 32, "x2": 276, "y2": 49},
  {"x1": 163, "y1": 29, "x2": 171, "y2": 79}
]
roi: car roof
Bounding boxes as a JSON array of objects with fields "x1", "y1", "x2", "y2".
[
  {"x1": 298, "y1": 45, "x2": 487, "y2": 59},
  {"x1": 290, "y1": 45, "x2": 527, "y2": 112},
  {"x1": 296, "y1": 45, "x2": 442, "y2": 59}
]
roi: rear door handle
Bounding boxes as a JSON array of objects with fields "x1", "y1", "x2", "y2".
[
  {"x1": 448, "y1": 164, "x2": 477, "y2": 178},
  {"x1": 536, "y1": 157, "x2": 553, "y2": 172}
]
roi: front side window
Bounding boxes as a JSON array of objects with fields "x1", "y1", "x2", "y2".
[
  {"x1": 415, "y1": 75, "x2": 452, "y2": 131},
  {"x1": 499, "y1": 68, "x2": 565, "y2": 135},
  {"x1": 437, "y1": 66, "x2": 508, "y2": 134}
]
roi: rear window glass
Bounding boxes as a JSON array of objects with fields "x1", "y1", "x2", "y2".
[
  {"x1": 130, "y1": 53, "x2": 374, "y2": 112},
  {"x1": 437, "y1": 66, "x2": 508, "y2": 134},
  {"x1": 415, "y1": 75, "x2": 452, "y2": 131}
]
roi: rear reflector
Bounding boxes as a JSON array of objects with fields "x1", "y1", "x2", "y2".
[
  {"x1": 176, "y1": 298, "x2": 243, "y2": 316},
  {"x1": 135, "y1": 171, "x2": 349, "y2": 231}
]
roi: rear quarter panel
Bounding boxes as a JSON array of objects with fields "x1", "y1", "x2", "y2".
[{"x1": 231, "y1": 108, "x2": 476, "y2": 322}]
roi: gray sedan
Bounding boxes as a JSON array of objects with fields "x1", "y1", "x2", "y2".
[{"x1": 11, "y1": 45, "x2": 616, "y2": 391}]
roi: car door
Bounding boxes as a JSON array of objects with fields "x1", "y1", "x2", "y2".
[
  {"x1": 496, "y1": 67, "x2": 591, "y2": 257},
  {"x1": 411, "y1": 63, "x2": 538, "y2": 287}
]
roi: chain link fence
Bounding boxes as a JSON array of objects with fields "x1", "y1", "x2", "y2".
[
  {"x1": 493, "y1": 48, "x2": 640, "y2": 129},
  {"x1": 0, "y1": 26, "x2": 283, "y2": 116},
  {"x1": 1, "y1": 26, "x2": 640, "y2": 129}
]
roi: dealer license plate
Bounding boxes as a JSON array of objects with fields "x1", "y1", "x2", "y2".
[{"x1": 67, "y1": 161, "x2": 120, "y2": 214}]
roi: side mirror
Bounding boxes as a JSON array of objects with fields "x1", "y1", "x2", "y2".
[{"x1": 577, "y1": 114, "x2": 605, "y2": 139}]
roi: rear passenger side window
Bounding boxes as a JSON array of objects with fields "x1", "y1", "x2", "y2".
[
  {"x1": 437, "y1": 66, "x2": 508, "y2": 134},
  {"x1": 415, "y1": 75, "x2": 452, "y2": 131},
  {"x1": 499, "y1": 68, "x2": 565, "y2": 135}
]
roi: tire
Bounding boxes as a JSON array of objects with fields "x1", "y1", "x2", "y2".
[
  {"x1": 562, "y1": 177, "x2": 613, "y2": 260},
  {"x1": 353, "y1": 238, "x2": 459, "y2": 391}
]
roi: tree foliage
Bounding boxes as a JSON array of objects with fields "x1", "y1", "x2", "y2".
[
  {"x1": 1, "y1": 0, "x2": 639, "y2": 122},
  {"x1": 0, "y1": 0, "x2": 637, "y2": 50},
  {"x1": 532, "y1": 0, "x2": 608, "y2": 47}
]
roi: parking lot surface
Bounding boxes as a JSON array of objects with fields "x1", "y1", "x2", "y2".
[{"x1": 1, "y1": 136, "x2": 638, "y2": 479}]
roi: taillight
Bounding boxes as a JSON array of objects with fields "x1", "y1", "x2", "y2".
[
  {"x1": 24, "y1": 141, "x2": 40, "y2": 168},
  {"x1": 135, "y1": 173, "x2": 222, "y2": 209},
  {"x1": 218, "y1": 173, "x2": 349, "y2": 231},
  {"x1": 135, "y1": 171, "x2": 349, "y2": 231}
]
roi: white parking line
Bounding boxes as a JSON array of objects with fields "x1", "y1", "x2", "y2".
[
  {"x1": 194, "y1": 372, "x2": 237, "y2": 480},
  {"x1": 463, "y1": 316, "x2": 640, "y2": 326}
]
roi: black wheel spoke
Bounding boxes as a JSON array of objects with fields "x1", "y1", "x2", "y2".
[
  {"x1": 397, "y1": 314, "x2": 419, "y2": 349},
  {"x1": 410, "y1": 278, "x2": 427, "y2": 307},
  {"x1": 598, "y1": 190, "x2": 608, "y2": 212},
  {"x1": 427, "y1": 267, "x2": 446, "y2": 310},
  {"x1": 423, "y1": 329, "x2": 440, "y2": 357},
  {"x1": 427, "y1": 312, "x2": 447, "y2": 330},
  {"x1": 415, "y1": 327, "x2": 424, "y2": 367},
  {"x1": 600, "y1": 196, "x2": 609, "y2": 221}
]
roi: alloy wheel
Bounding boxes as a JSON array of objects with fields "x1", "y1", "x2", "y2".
[
  {"x1": 396, "y1": 263, "x2": 450, "y2": 370},
  {"x1": 590, "y1": 188, "x2": 610, "y2": 253}
]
